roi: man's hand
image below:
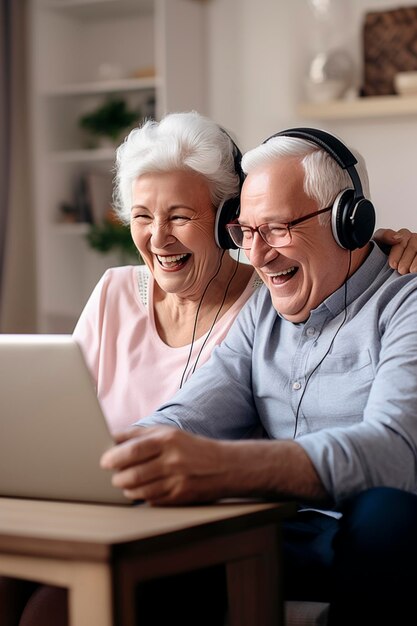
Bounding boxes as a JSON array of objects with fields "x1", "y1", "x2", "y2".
[
  {"x1": 374, "y1": 227, "x2": 417, "y2": 274},
  {"x1": 101, "y1": 426, "x2": 328, "y2": 506},
  {"x1": 101, "y1": 426, "x2": 228, "y2": 505}
]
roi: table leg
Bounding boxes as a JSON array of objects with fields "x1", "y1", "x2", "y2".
[
  {"x1": 226, "y1": 525, "x2": 283, "y2": 626},
  {"x1": 67, "y1": 562, "x2": 113, "y2": 626}
]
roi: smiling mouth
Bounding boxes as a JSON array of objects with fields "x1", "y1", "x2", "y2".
[
  {"x1": 156, "y1": 253, "x2": 191, "y2": 269},
  {"x1": 268, "y1": 266, "x2": 298, "y2": 285}
]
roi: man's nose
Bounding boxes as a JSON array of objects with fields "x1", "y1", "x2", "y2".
[{"x1": 248, "y1": 231, "x2": 278, "y2": 266}]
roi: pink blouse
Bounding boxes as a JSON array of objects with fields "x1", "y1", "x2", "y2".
[{"x1": 73, "y1": 265, "x2": 260, "y2": 433}]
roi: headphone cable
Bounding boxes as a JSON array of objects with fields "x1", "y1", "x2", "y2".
[
  {"x1": 179, "y1": 250, "x2": 226, "y2": 389},
  {"x1": 292, "y1": 251, "x2": 352, "y2": 438},
  {"x1": 188, "y1": 249, "x2": 241, "y2": 378}
]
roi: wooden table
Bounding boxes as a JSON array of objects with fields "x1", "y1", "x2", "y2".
[{"x1": 0, "y1": 497, "x2": 295, "y2": 626}]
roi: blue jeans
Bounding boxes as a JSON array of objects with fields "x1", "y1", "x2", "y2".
[{"x1": 283, "y1": 486, "x2": 417, "y2": 625}]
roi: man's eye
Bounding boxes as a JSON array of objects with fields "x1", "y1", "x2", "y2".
[
  {"x1": 269, "y1": 225, "x2": 287, "y2": 235},
  {"x1": 241, "y1": 228, "x2": 253, "y2": 239},
  {"x1": 171, "y1": 216, "x2": 190, "y2": 223}
]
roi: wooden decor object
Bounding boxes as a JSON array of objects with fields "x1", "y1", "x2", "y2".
[{"x1": 362, "y1": 6, "x2": 417, "y2": 96}]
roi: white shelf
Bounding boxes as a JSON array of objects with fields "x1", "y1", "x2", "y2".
[
  {"x1": 44, "y1": 77, "x2": 157, "y2": 97},
  {"x1": 297, "y1": 95, "x2": 417, "y2": 121},
  {"x1": 43, "y1": 0, "x2": 153, "y2": 20}
]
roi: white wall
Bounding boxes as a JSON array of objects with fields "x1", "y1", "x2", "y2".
[{"x1": 206, "y1": 0, "x2": 417, "y2": 232}]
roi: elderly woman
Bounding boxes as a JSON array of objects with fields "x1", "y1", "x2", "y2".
[
  {"x1": 72, "y1": 111, "x2": 259, "y2": 432},
  {"x1": 2, "y1": 111, "x2": 417, "y2": 626}
]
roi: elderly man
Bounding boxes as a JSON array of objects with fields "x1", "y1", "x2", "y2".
[{"x1": 102, "y1": 128, "x2": 417, "y2": 625}]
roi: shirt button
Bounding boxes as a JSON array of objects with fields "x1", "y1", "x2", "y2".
[
  {"x1": 293, "y1": 381, "x2": 302, "y2": 390},
  {"x1": 306, "y1": 327, "x2": 316, "y2": 337}
]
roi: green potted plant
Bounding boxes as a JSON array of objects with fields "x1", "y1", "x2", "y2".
[
  {"x1": 79, "y1": 97, "x2": 140, "y2": 147},
  {"x1": 86, "y1": 209, "x2": 142, "y2": 265}
]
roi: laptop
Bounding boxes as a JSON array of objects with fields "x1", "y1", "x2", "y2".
[{"x1": 0, "y1": 334, "x2": 132, "y2": 505}]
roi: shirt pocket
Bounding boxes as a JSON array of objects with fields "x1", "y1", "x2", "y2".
[
  {"x1": 315, "y1": 349, "x2": 375, "y2": 422},
  {"x1": 318, "y1": 349, "x2": 373, "y2": 374}
]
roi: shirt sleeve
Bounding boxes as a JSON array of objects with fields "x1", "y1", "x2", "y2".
[{"x1": 138, "y1": 292, "x2": 262, "y2": 440}]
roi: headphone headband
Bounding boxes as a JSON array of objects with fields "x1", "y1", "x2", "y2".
[
  {"x1": 263, "y1": 127, "x2": 358, "y2": 168},
  {"x1": 263, "y1": 127, "x2": 365, "y2": 198}
]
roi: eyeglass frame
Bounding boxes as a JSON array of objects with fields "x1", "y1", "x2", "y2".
[{"x1": 225, "y1": 205, "x2": 333, "y2": 249}]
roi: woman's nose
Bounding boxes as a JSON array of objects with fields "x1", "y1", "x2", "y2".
[{"x1": 150, "y1": 222, "x2": 176, "y2": 247}]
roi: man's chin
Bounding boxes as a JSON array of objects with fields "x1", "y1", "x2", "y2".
[{"x1": 270, "y1": 296, "x2": 310, "y2": 323}]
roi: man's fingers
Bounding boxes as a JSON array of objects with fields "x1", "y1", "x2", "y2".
[{"x1": 101, "y1": 428, "x2": 161, "y2": 470}]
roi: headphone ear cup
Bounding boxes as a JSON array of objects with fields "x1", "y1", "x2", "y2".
[
  {"x1": 350, "y1": 198, "x2": 376, "y2": 249},
  {"x1": 331, "y1": 189, "x2": 375, "y2": 251},
  {"x1": 214, "y1": 197, "x2": 239, "y2": 249},
  {"x1": 332, "y1": 189, "x2": 354, "y2": 249},
  {"x1": 215, "y1": 128, "x2": 244, "y2": 250}
]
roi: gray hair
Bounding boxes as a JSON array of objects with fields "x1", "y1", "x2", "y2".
[
  {"x1": 241, "y1": 135, "x2": 371, "y2": 225},
  {"x1": 113, "y1": 111, "x2": 241, "y2": 224}
]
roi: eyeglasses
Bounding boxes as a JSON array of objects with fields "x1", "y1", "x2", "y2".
[{"x1": 226, "y1": 206, "x2": 332, "y2": 249}]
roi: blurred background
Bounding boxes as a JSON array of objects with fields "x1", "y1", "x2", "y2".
[{"x1": 1, "y1": 0, "x2": 417, "y2": 334}]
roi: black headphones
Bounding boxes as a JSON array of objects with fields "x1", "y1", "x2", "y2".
[
  {"x1": 262, "y1": 127, "x2": 376, "y2": 250},
  {"x1": 214, "y1": 130, "x2": 244, "y2": 250}
]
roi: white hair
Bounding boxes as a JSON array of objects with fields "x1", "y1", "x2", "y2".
[
  {"x1": 113, "y1": 111, "x2": 241, "y2": 224},
  {"x1": 241, "y1": 135, "x2": 371, "y2": 225}
]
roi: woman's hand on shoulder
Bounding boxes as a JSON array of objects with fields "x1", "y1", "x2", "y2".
[{"x1": 374, "y1": 228, "x2": 417, "y2": 275}]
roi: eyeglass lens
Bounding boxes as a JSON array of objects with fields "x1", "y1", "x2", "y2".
[{"x1": 227, "y1": 223, "x2": 291, "y2": 249}]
